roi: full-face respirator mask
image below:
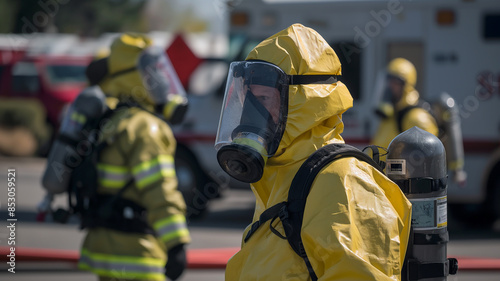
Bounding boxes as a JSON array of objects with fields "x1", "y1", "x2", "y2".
[{"x1": 215, "y1": 61, "x2": 338, "y2": 183}]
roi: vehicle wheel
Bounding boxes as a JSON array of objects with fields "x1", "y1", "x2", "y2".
[
  {"x1": 486, "y1": 167, "x2": 500, "y2": 224},
  {"x1": 36, "y1": 122, "x2": 55, "y2": 157},
  {"x1": 450, "y1": 165, "x2": 500, "y2": 227},
  {"x1": 175, "y1": 147, "x2": 218, "y2": 219}
]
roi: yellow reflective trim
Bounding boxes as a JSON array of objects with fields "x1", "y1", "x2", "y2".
[
  {"x1": 132, "y1": 155, "x2": 174, "y2": 175},
  {"x1": 160, "y1": 228, "x2": 190, "y2": 243},
  {"x1": 97, "y1": 163, "x2": 130, "y2": 188},
  {"x1": 133, "y1": 155, "x2": 175, "y2": 189},
  {"x1": 153, "y1": 214, "x2": 190, "y2": 243},
  {"x1": 78, "y1": 263, "x2": 165, "y2": 281},
  {"x1": 163, "y1": 95, "x2": 185, "y2": 119},
  {"x1": 80, "y1": 249, "x2": 164, "y2": 267},
  {"x1": 136, "y1": 169, "x2": 176, "y2": 189},
  {"x1": 448, "y1": 159, "x2": 464, "y2": 170},
  {"x1": 97, "y1": 163, "x2": 129, "y2": 173},
  {"x1": 153, "y1": 214, "x2": 186, "y2": 230}
]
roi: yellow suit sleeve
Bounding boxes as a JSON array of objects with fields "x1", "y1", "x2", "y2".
[
  {"x1": 125, "y1": 112, "x2": 191, "y2": 249},
  {"x1": 402, "y1": 108, "x2": 439, "y2": 136}
]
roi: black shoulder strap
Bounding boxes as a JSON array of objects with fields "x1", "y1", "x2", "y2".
[
  {"x1": 396, "y1": 99, "x2": 440, "y2": 134},
  {"x1": 244, "y1": 143, "x2": 383, "y2": 281},
  {"x1": 396, "y1": 105, "x2": 421, "y2": 133},
  {"x1": 70, "y1": 103, "x2": 134, "y2": 214},
  {"x1": 288, "y1": 143, "x2": 383, "y2": 206},
  {"x1": 285, "y1": 143, "x2": 383, "y2": 280}
]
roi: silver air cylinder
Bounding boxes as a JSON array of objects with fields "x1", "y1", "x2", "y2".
[
  {"x1": 386, "y1": 126, "x2": 458, "y2": 281},
  {"x1": 432, "y1": 92, "x2": 466, "y2": 183},
  {"x1": 42, "y1": 86, "x2": 107, "y2": 194}
]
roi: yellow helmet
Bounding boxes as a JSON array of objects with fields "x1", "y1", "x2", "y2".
[
  {"x1": 105, "y1": 33, "x2": 153, "y2": 105},
  {"x1": 387, "y1": 58, "x2": 417, "y2": 88}
]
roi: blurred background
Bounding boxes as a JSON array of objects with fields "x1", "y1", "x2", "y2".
[{"x1": 1, "y1": 0, "x2": 500, "y2": 280}]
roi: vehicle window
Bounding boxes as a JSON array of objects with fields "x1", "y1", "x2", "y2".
[
  {"x1": 12, "y1": 62, "x2": 40, "y2": 95},
  {"x1": 45, "y1": 65, "x2": 88, "y2": 84},
  {"x1": 331, "y1": 42, "x2": 361, "y2": 101},
  {"x1": 483, "y1": 14, "x2": 500, "y2": 39},
  {"x1": 225, "y1": 36, "x2": 362, "y2": 100}
]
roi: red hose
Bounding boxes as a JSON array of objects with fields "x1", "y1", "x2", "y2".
[
  {"x1": 0, "y1": 246, "x2": 237, "y2": 269},
  {"x1": 2, "y1": 246, "x2": 500, "y2": 271}
]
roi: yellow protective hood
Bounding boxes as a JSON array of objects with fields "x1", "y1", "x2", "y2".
[
  {"x1": 396, "y1": 88, "x2": 420, "y2": 111},
  {"x1": 245, "y1": 24, "x2": 353, "y2": 205}
]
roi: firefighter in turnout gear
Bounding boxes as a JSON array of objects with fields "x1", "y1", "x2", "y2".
[
  {"x1": 215, "y1": 24, "x2": 412, "y2": 280},
  {"x1": 386, "y1": 127, "x2": 459, "y2": 281},
  {"x1": 75, "y1": 33, "x2": 190, "y2": 281},
  {"x1": 371, "y1": 57, "x2": 439, "y2": 150}
]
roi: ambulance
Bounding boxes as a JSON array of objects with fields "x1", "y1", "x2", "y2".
[{"x1": 172, "y1": 0, "x2": 500, "y2": 221}]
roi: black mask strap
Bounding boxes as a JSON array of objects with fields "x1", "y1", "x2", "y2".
[
  {"x1": 109, "y1": 66, "x2": 137, "y2": 79},
  {"x1": 288, "y1": 75, "x2": 339, "y2": 85},
  {"x1": 232, "y1": 91, "x2": 276, "y2": 140}
]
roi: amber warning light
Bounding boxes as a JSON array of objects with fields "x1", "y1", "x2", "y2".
[{"x1": 231, "y1": 12, "x2": 249, "y2": 27}]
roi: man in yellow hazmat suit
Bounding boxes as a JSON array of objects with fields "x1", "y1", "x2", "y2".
[
  {"x1": 78, "y1": 33, "x2": 191, "y2": 281},
  {"x1": 214, "y1": 24, "x2": 412, "y2": 280},
  {"x1": 372, "y1": 58, "x2": 439, "y2": 149}
]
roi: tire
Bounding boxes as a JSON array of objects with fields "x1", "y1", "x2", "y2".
[
  {"x1": 175, "y1": 146, "x2": 218, "y2": 219},
  {"x1": 450, "y1": 165, "x2": 500, "y2": 227},
  {"x1": 448, "y1": 203, "x2": 486, "y2": 226},
  {"x1": 486, "y1": 166, "x2": 500, "y2": 224}
]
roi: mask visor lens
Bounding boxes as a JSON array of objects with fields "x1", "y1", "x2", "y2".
[{"x1": 215, "y1": 61, "x2": 287, "y2": 156}]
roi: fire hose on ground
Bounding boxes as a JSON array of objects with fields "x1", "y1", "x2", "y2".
[{"x1": 2, "y1": 246, "x2": 500, "y2": 272}]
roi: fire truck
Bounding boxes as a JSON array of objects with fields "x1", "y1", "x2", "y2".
[{"x1": 171, "y1": 0, "x2": 500, "y2": 221}]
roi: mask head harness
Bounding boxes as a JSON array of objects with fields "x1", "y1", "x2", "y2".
[{"x1": 85, "y1": 47, "x2": 188, "y2": 125}]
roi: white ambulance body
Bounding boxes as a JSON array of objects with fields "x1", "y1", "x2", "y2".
[{"x1": 173, "y1": 0, "x2": 500, "y2": 218}]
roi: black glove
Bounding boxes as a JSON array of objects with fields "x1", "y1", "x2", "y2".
[{"x1": 165, "y1": 244, "x2": 187, "y2": 280}]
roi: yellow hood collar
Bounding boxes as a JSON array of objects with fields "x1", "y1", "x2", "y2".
[
  {"x1": 246, "y1": 24, "x2": 353, "y2": 166},
  {"x1": 396, "y1": 87, "x2": 420, "y2": 111}
]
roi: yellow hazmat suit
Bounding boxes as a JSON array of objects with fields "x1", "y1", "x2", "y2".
[
  {"x1": 0, "y1": 98, "x2": 52, "y2": 156},
  {"x1": 225, "y1": 24, "x2": 412, "y2": 280},
  {"x1": 372, "y1": 58, "x2": 439, "y2": 149},
  {"x1": 78, "y1": 34, "x2": 190, "y2": 281}
]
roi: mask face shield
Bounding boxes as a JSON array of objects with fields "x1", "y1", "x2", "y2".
[
  {"x1": 215, "y1": 61, "x2": 289, "y2": 183},
  {"x1": 137, "y1": 47, "x2": 188, "y2": 124},
  {"x1": 372, "y1": 70, "x2": 405, "y2": 118}
]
